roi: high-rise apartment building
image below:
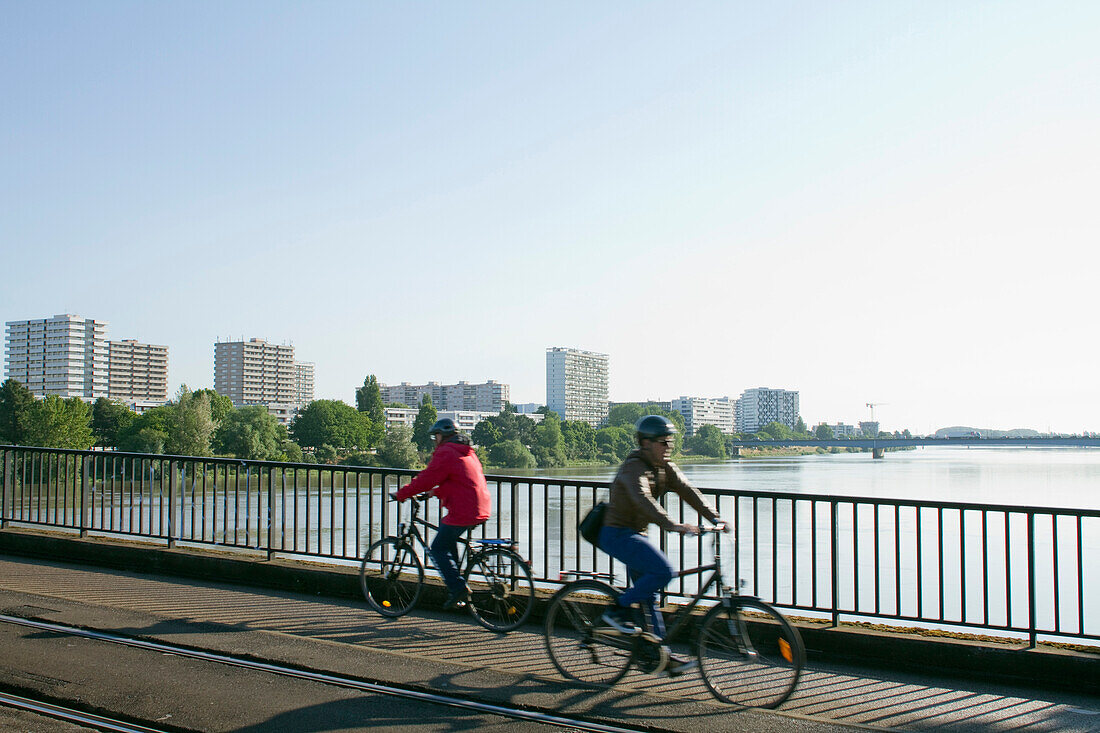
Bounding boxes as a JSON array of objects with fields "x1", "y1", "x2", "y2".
[
  {"x1": 380, "y1": 380, "x2": 509, "y2": 413},
  {"x1": 671, "y1": 396, "x2": 735, "y2": 436},
  {"x1": 213, "y1": 338, "x2": 295, "y2": 408},
  {"x1": 4, "y1": 314, "x2": 109, "y2": 398},
  {"x1": 293, "y1": 361, "x2": 315, "y2": 409},
  {"x1": 108, "y1": 339, "x2": 168, "y2": 404},
  {"x1": 735, "y1": 387, "x2": 800, "y2": 434},
  {"x1": 546, "y1": 347, "x2": 609, "y2": 427}
]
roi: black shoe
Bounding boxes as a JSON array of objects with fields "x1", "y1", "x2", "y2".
[
  {"x1": 442, "y1": 591, "x2": 469, "y2": 610},
  {"x1": 599, "y1": 605, "x2": 639, "y2": 635}
]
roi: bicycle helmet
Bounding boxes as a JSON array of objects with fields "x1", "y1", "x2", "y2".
[
  {"x1": 429, "y1": 417, "x2": 457, "y2": 437},
  {"x1": 634, "y1": 414, "x2": 677, "y2": 444}
]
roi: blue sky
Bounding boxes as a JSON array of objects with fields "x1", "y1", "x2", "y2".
[{"x1": 2, "y1": 1, "x2": 1098, "y2": 434}]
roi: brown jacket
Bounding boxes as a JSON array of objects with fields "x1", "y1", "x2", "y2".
[{"x1": 603, "y1": 449, "x2": 719, "y2": 533}]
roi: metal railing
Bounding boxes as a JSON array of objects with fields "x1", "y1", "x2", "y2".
[{"x1": 2, "y1": 445, "x2": 1096, "y2": 646}]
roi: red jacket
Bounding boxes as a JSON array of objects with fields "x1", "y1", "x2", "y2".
[{"x1": 395, "y1": 437, "x2": 491, "y2": 526}]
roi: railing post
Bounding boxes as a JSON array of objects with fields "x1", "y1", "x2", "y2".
[
  {"x1": 831, "y1": 499, "x2": 840, "y2": 628},
  {"x1": 80, "y1": 455, "x2": 92, "y2": 538},
  {"x1": 510, "y1": 479, "x2": 519, "y2": 546},
  {"x1": 1027, "y1": 511, "x2": 1036, "y2": 648},
  {"x1": 1, "y1": 449, "x2": 11, "y2": 528},
  {"x1": 168, "y1": 460, "x2": 177, "y2": 548},
  {"x1": 267, "y1": 466, "x2": 275, "y2": 561}
]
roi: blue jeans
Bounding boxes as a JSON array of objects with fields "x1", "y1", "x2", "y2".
[
  {"x1": 598, "y1": 525, "x2": 674, "y2": 638},
  {"x1": 430, "y1": 523, "x2": 477, "y2": 597}
]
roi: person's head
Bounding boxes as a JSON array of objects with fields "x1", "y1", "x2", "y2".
[
  {"x1": 634, "y1": 414, "x2": 676, "y2": 466},
  {"x1": 429, "y1": 417, "x2": 457, "y2": 446}
]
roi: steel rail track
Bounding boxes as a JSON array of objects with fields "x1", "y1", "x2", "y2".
[
  {"x1": 0, "y1": 614, "x2": 652, "y2": 733},
  {"x1": 0, "y1": 689, "x2": 170, "y2": 733}
]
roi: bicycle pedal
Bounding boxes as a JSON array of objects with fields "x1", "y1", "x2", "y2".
[{"x1": 640, "y1": 631, "x2": 662, "y2": 644}]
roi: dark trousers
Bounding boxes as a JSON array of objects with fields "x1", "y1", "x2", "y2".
[
  {"x1": 430, "y1": 523, "x2": 476, "y2": 597},
  {"x1": 598, "y1": 525, "x2": 674, "y2": 638}
]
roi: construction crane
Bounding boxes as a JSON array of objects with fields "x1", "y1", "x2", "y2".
[{"x1": 866, "y1": 402, "x2": 889, "y2": 421}]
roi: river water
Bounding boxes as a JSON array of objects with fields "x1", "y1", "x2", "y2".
[{"x1": 510, "y1": 446, "x2": 1100, "y2": 510}]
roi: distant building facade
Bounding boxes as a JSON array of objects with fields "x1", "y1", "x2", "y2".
[
  {"x1": 214, "y1": 338, "x2": 296, "y2": 423},
  {"x1": 108, "y1": 339, "x2": 168, "y2": 405},
  {"x1": 735, "y1": 387, "x2": 800, "y2": 433},
  {"x1": 671, "y1": 396, "x2": 735, "y2": 436},
  {"x1": 293, "y1": 361, "x2": 315, "y2": 409},
  {"x1": 4, "y1": 314, "x2": 109, "y2": 399},
  {"x1": 546, "y1": 347, "x2": 609, "y2": 427},
  {"x1": 823, "y1": 422, "x2": 858, "y2": 437},
  {"x1": 380, "y1": 380, "x2": 509, "y2": 413},
  {"x1": 859, "y1": 421, "x2": 880, "y2": 437}
]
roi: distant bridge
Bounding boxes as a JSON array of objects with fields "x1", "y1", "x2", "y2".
[{"x1": 728, "y1": 436, "x2": 1100, "y2": 458}]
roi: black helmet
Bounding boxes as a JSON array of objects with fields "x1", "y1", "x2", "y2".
[
  {"x1": 429, "y1": 417, "x2": 457, "y2": 437},
  {"x1": 635, "y1": 414, "x2": 677, "y2": 444}
]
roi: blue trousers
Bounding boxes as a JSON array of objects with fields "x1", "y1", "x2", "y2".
[
  {"x1": 430, "y1": 523, "x2": 477, "y2": 597},
  {"x1": 598, "y1": 525, "x2": 674, "y2": 638}
]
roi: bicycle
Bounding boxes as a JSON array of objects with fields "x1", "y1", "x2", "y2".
[
  {"x1": 359, "y1": 494, "x2": 535, "y2": 632},
  {"x1": 543, "y1": 525, "x2": 805, "y2": 708}
]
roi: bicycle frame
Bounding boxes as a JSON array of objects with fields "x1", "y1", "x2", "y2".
[{"x1": 393, "y1": 498, "x2": 474, "y2": 572}]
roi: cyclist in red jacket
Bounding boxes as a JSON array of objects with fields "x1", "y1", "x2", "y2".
[{"x1": 394, "y1": 418, "x2": 491, "y2": 608}]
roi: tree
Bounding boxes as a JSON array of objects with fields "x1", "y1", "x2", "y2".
[
  {"x1": 24, "y1": 396, "x2": 95, "y2": 449},
  {"x1": 355, "y1": 375, "x2": 386, "y2": 427},
  {"x1": 117, "y1": 405, "x2": 172, "y2": 454},
  {"x1": 91, "y1": 398, "x2": 134, "y2": 448},
  {"x1": 814, "y1": 423, "x2": 835, "y2": 440},
  {"x1": 762, "y1": 421, "x2": 793, "y2": 440},
  {"x1": 0, "y1": 378, "x2": 35, "y2": 444},
  {"x1": 685, "y1": 424, "x2": 727, "y2": 458},
  {"x1": 215, "y1": 405, "x2": 286, "y2": 460},
  {"x1": 595, "y1": 426, "x2": 634, "y2": 464},
  {"x1": 471, "y1": 419, "x2": 502, "y2": 448},
  {"x1": 795, "y1": 416, "x2": 808, "y2": 435},
  {"x1": 376, "y1": 424, "x2": 420, "y2": 469},
  {"x1": 190, "y1": 388, "x2": 235, "y2": 425},
  {"x1": 560, "y1": 420, "x2": 597, "y2": 461},
  {"x1": 290, "y1": 399, "x2": 375, "y2": 453},
  {"x1": 488, "y1": 439, "x2": 536, "y2": 469},
  {"x1": 607, "y1": 403, "x2": 648, "y2": 429},
  {"x1": 165, "y1": 387, "x2": 215, "y2": 456},
  {"x1": 411, "y1": 394, "x2": 438, "y2": 452}
]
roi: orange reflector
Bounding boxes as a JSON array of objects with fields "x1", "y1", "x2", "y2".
[
  {"x1": 382, "y1": 601, "x2": 391, "y2": 608},
  {"x1": 779, "y1": 638, "x2": 792, "y2": 662},
  {"x1": 508, "y1": 607, "x2": 517, "y2": 615}
]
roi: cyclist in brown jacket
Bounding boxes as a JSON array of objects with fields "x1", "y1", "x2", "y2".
[{"x1": 598, "y1": 415, "x2": 727, "y2": 671}]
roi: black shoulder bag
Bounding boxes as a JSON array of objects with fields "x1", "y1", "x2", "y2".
[{"x1": 578, "y1": 501, "x2": 608, "y2": 545}]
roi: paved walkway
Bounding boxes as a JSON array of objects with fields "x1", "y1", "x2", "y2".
[{"x1": 0, "y1": 555, "x2": 1097, "y2": 732}]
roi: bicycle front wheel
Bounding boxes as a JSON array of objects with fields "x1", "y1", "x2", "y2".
[
  {"x1": 697, "y1": 598, "x2": 804, "y2": 708},
  {"x1": 544, "y1": 580, "x2": 635, "y2": 687},
  {"x1": 464, "y1": 547, "x2": 535, "y2": 632},
  {"x1": 360, "y1": 537, "x2": 424, "y2": 617}
]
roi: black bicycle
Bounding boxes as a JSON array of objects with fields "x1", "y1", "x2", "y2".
[
  {"x1": 359, "y1": 494, "x2": 535, "y2": 632},
  {"x1": 543, "y1": 526, "x2": 804, "y2": 708}
]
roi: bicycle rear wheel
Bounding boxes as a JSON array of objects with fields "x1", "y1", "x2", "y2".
[
  {"x1": 464, "y1": 547, "x2": 535, "y2": 632},
  {"x1": 697, "y1": 598, "x2": 804, "y2": 708},
  {"x1": 360, "y1": 537, "x2": 424, "y2": 617},
  {"x1": 544, "y1": 580, "x2": 636, "y2": 686}
]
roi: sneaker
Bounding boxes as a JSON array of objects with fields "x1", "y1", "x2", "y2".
[
  {"x1": 599, "y1": 605, "x2": 639, "y2": 635},
  {"x1": 442, "y1": 590, "x2": 469, "y2": 610},
  {"x1": 662, "y1": 652, "x2": 697, "y2": 678}
]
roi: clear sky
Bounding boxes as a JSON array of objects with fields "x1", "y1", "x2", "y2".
[{"x1": 2, "y1": 2, "x2": 1098, "y2": 435}]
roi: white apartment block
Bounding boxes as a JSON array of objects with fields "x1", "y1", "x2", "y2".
[
  {"x1": 384, "y1": 406, "x2": 420, "y2": 430},
  {"x1": 383, "y1": 407, "x2": 543, "y2": 434},
  {"x1": 671, "y1": 396, "x2": 735, "y2": 436},
  {"x1": 381, "y1": 380, "x2": 509, "y2": 413},
  {"x1": 546, "y1": 347, "x2": 609, "y2": 427},
  {"x1": 4, "y1": 314, "x2": 108, "y2": 399},
  {"x1": 214, "y1": 338, "x2": 295, "y2": 409},
  {"x1": 735, "y1": 387, "x2": 800, "y2": 434},
  {"x1": 823, "y1": 422, "x2": 858, "y2": 437},
  {"x1": 293, "y1": 361, "x2": 315, "y2": 409},
  {"x1": 108, "y1": 339, "x2": 168, "y2": 404}
]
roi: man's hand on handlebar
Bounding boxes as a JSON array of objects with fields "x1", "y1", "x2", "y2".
[{"x1": 673, "y1": 523, "x2": 700, "y2": 535}]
